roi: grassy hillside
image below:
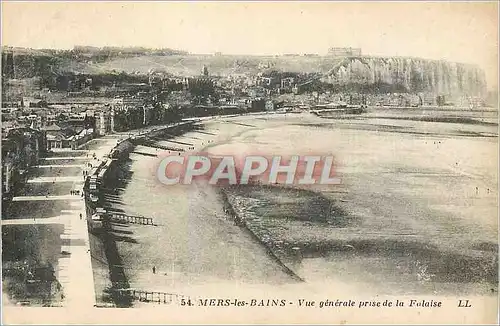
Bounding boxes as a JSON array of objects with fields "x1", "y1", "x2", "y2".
[{"x1": 77, "y1": 55, "x2": 345, "y2": 76}]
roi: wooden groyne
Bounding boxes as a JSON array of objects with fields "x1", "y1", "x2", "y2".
[
  {"x1": 107, "y1": 213, "x2": 155, "y2": 226},
  {"x1": 112, "y1": 289, "x2": 191, "y2": 305}
]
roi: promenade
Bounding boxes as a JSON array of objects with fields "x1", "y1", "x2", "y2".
[
  {"x1": 2, "y1": 137, "x2": 119, "y2": 308},
  {"x1": 1, "y1": 123, "x2": 187, "y2": 307}
]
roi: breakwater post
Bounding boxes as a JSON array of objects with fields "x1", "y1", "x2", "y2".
[{"x1": 217, "y1": 187, "x2": 304, "y2": 283}]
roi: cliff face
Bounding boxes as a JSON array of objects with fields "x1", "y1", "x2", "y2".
[{"x1": 323, "y1": 57, "x2": 487, "y2": 96}]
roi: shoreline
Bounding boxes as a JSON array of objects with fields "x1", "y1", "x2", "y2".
[
  {"x1": 91, "y1": 113, "x2": 314, "y2": 306},
  {"x1": 216, "y1": 187, "x2": 305, "y2": 283},
  {"x1": 88, "y1": 113, "x2": 308, "y2": 306},
  {"x1": 86, "y1": 109, "x2": 497, "y2": 306}
]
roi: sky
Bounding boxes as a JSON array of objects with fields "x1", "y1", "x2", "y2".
[{"x1": 2, "y1": 1, "x2": 498, "y2": 89}]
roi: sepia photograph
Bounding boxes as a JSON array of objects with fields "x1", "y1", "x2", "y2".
[{"x1": 1, "y1": 1, "x2": 498, "y2": 324}]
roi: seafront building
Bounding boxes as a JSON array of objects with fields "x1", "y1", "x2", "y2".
[{"x1": 1, "y1": 127, "x2": 46, "y2": 198}]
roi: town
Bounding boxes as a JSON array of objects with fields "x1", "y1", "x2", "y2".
[
  {"x1": 2, "y1": 1, "x2": 499, "y2": 324},
  {"x1": 1, "y1": 44, "x2": 497, "y2": 311}
]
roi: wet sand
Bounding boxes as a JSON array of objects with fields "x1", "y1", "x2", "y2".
[{"x1": 100, "y1": 109, "x2": 498, "y2": 302}]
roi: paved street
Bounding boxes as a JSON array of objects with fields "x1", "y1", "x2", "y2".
[
  {"x1": 12, "y1": 195, "x2": 82, "y2": 202},
  {"x1": 1, "y1": 216, "x2": 67, "y2": 225}
]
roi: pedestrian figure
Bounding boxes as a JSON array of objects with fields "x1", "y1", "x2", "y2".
[
  {"x1": 152, "y1": 266, "x2": 156, "y2": 274},
  {"x1": 476, "y1": 187, "x2": 479, "y2": 195},
  {"x1": 80, "y1": 213, "x2": 82, "y2": 220}
]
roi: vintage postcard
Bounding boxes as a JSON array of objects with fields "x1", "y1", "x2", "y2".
[{"x1": 1, "y1": 1, "x2": 498, "y2": 324}]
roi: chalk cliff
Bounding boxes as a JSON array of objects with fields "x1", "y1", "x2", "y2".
[
  {"x1": 1, "y1": 48, "x2": 488, "y2": 97},
  {"x1": 322, "y1": 57, "x2": 487, "y2": 96}
]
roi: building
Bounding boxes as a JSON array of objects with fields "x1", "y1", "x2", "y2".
[
  {"x1": 2, "y1": 128, "x2": 46, "y2": 197},
  {"x1": 419, "y1": 93, "x2": 437, "y2": 106},
  {"x1": 43, "y1": 123, "x2": 94, "y2": 150},
  {"x1": 95, "y1": 107, "x2": 114, "y2": 136},
  {"x1": 21, "y1": 97, "x2": 47, "y2": 108},
  {"x1": 260, "y1": 77, "x2": 272, "y2": 87},
  {"x1": 16, "y1": 114, "x2": 42, "y2": 129},
  {"x1": 328, "y1": 47, "x2": 362, "y2": 57},
  {"x1": 247, "y1": 86, "x2": 267, "y2": 99},
  {"x1": 258, "y1": 76, "x2": 281, "y2": 88},
  {"x1": 43, "y1": 124, "x2": 69, "y2": 149},
  {"x1": 202, "y1": 65, "x2": 209, "y2": 76},
  {"x1": 67, "y1": 113, "x2": 86, "y2": 124},
  {"x1": 187, "y1": 77, "x2": 215, "y2": 99},
  {"x1": 42, "y1": 124, "x2": 77, "y2": 149},
  {"x1": 281, "y1": 77, "x2": 295, "y2": 89},
  {"x1": 250, "y1": 98, "x2": 266, "y2": 111},
  {"x1": 265, "y1": 100, "x2": 276, "y2": 111},
  {"x1": 68, "y1": 128, "x2": 94, "y2": 149},
  {"x1": 111, "y1": 96, "x2": 146, "y2": 112}
]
